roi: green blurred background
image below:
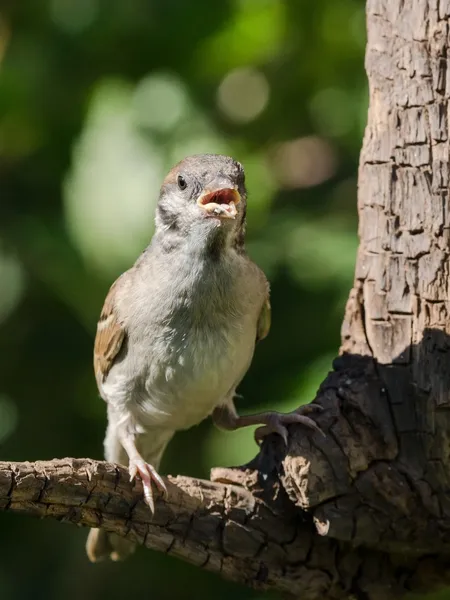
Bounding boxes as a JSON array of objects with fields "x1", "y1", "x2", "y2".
[{"x1": 0, "y1": 1, "x2": 366, "y2": 598}]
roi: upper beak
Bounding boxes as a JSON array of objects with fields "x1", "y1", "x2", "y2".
[{"x1": 197, "y1": 181, "x2": 241, "y2": 220}]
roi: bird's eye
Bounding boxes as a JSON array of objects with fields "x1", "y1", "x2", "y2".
[{"x1": 177, "y1": 175, "x2": 187, "y2": 190}]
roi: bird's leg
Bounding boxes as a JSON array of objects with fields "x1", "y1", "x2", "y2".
[
  {"x1": 212, "y1": 398, "x2": 324, "y2": 446},
  {"x1": 118, "y1": 430, "x2": 168, "y2": 513}
]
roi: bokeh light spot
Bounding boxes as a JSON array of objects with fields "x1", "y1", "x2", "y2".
[
  {"x1": 50, "y1": 0, "x2": 99, "y2": 34},
  {"x1": 64, "y1": 79, "x2": 164, "y2": 275},
  {"x1": 217, "y1": 67, "x2": 270, "y2": 124},
  {"x1": 269, "y1": 136, "x2": 337, "y2": 189},
  {"x1": 197, "y1": 0, "x2": 286, "y2": 75},
  {"x1": 132, "y1": 74, "x2": 188, "y2": 133}
]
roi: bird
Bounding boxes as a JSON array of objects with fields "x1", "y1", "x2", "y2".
[{"x1": 86, "y1": 153, "x2": 322, "y2": 562}]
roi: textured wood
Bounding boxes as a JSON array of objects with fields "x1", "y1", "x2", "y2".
[{"x1": 1, "y1": 458, "x2": 449, "y2": 600}]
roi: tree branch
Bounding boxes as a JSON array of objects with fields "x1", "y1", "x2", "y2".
[
  {"x1": 0, "y1": 457, "x2": 326, "y2": 597},
  {"x1": 1, "y1": 456, "x2": 449, "y2": 600}
]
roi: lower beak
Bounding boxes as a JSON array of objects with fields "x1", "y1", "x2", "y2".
[{"x1": 196, "y1": 187, "x2": 241, "y2": 219}]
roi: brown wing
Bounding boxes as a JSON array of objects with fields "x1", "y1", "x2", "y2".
[
  {"x1": 256, "y1": 295, "x2": 271, "y2": 343},
  {"x1": 94, "y1": 276, "x2": 126, "y2": 385}
]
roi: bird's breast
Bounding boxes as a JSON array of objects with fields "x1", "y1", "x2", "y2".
[
  {"x1": 135, "y1": 315, "x2": 255, "y2": 430},
  {"x1": 117, "y1": 250, "x2": 263, "y2": 430}
]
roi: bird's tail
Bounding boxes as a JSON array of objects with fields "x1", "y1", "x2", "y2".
[
  {"x1": 86, "y1": 528, "x2": 136, "y2": 562},
  {"x1": 86, "y1": 424, "x2": 173, "y2": 562}
]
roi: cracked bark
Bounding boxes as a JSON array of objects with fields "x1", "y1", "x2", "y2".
[{"x1": 4, "y1": 1, "x2": 450, "y2": 598}]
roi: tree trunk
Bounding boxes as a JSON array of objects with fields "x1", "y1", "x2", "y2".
[{"x1": 3, "y1": 2, "x2": 450, "y2": 599}]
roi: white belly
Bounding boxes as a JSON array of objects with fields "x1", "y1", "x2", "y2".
[{"x1": 131, "y1": 320, "x2": 255, "y2": 430}]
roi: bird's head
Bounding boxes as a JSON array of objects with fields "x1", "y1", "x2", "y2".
[{"x1": 156, "y1": 154, "x2": 247, "y2": 251}]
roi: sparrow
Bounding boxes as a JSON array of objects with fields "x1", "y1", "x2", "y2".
[{"x1": 86, "y1": 154, "x2": 322, "y2": 562}]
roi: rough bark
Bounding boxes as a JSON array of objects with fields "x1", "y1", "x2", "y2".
[
  {"x1": 1, "y1": 458, "x2": 449, "y2": 600},
  {"x1": 270, "y1": 0, "x2": 450, "y2": 595},
  {"x1": 4, "y1": 1, "x2": 450, "y2": 599}
]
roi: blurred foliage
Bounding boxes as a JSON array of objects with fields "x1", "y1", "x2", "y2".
[{"x1": 0, "y1": 0, "x2": 371, "y2": 599}]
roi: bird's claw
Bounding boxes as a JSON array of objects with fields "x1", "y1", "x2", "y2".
[
  {"x1": 129, "y1": 458, "x2": 168, "y2": 513},
  {"x1": 254, "y1": 404, "x2": 325, "y2": 446}
]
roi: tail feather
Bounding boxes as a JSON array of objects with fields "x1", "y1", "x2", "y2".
[{"x1": 86, "y1": 528, "x2": 136, "y2": 562}]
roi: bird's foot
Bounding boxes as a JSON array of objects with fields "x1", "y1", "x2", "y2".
[
  {"x1": 129, "y1": 458, "x2": 167, "y2": 513},
  {"x1": 253, "y1": 404, "x2": 325, "y2": 445}
]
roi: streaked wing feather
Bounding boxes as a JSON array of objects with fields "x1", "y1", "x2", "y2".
[{"x1": 94, "y1": 276, "x2": 126, "y2": 384}]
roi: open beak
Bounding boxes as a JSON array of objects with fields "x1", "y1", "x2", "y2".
[{"x1": 197, "y1": 185, "x2": 241, "y2": 219}]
